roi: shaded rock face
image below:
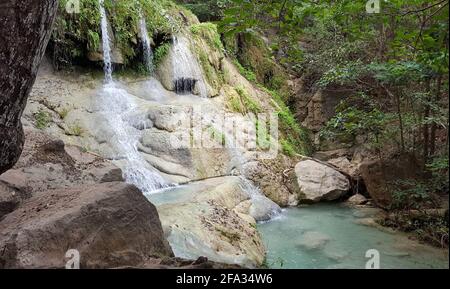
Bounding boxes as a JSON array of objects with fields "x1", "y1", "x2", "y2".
[
  {"x1": 291, "y1": 81, "x2": 347, "y2": 134},
  {"x1": 0, "y1": 129, "x2": 124, "y2": 218},
  {"x1": 295, "y1": 159, "x2": 350, "y2": 203},
  {"x1": 0, "y1": 0, "x2": 59, "y2": 175},
  {"x1": 360, "y1": 153, "x2": 424, "y2": 209},
  {"x1": 0, "y1": 182, "x2": 173, "y2": 269}
]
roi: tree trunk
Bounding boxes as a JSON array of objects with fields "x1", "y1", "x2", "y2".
[
  {"x1": 423, "y1": 79, "x2": 431, "y2": 162},
  {"x1": 0, "y1": 0, "x2": 58, "y2": 174},
  {"x1": 430, "y1": 74, "x2": 443, "y2": 157}
]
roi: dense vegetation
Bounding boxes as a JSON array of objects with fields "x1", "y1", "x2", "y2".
[
  {"x1": 51, "y1": 0, "x2": 191, "y2": 69},
  {"x1": 176, "y1": 0, "x2": 449, "y2": 246}
]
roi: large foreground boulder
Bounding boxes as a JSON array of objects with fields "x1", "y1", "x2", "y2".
[
  {"x1": 0, "y1": 0, "x2": 58, "y2": 175},
  {"x1": 360, "y1": 154, "x2": 424, "y2": 209},
  {"x1": 295, "y1": 159, "x2": 350, "y2": 203},
  {"x1": 0, "y1": 182, "x2": 173, "y2": 268}
]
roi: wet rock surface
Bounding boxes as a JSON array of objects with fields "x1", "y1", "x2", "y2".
[{"x1": 147, "y1": 176, "x2": 274, "y2": 268}]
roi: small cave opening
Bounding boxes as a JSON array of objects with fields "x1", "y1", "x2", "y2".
[{"x1": 174, "y1": 77, "x2": 197, "y2": 95}]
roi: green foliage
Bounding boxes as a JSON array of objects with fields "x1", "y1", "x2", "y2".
[
  {"x1": 320, "y1": 95, "x2": 389, "y2": 146},
  {"x1": 153, "y1": 42, "x2": 171, "y2": 66},
  {"x1": 87, "y1": 30, "x2": 100, "y2": 51},
  {"x1": 236, "y1": 86, "x2": 261, "y2": 113},
  {"x1": 34, "y1": 110, "x2": 51, "y2": 130},
  {"x1": 57, "y1": 107, "x2": 70, "y2": 120},
  {"x1": 255, "y1": 119, "x2": 273, "y2": 150},
  {"x1": 177, "y1": 0, "x2": 232, "y2": 21},
  {"x1": 52, "y1": 0, "x2": 183, "y2": 68},
  {"x1": 233, "y1": 60, "x2": 256, "y2": 82},
  {"x1": 379, "y1": 211, "x2": 449, "y2": 248},
  {"x1": 228, "y1": 86, "x2": 261, "y2": 114},
  {"x1": 220, "y1": 0, "x2": 449, "y2": 162},
  {"x1": 392, "y1": 180, "x2": 436, "y2": 210},
  {"x1": 226, "y1": 32, "x2": 288, "y2": 91},
  {"x1": 197, "y1": 50, "x2": 223, "y2": 90},
  {"x1": 318, "y1": 61, "x2": 364, "y2": 88},
  {"x1": 190, "y1": 23, "x2": 223, "y2": 50},
  {"x1": 207, "y1": 125, "x2": 226, "y2": 145},
  {"x1": 228, "y1": 94, "x2": 244, "y2": 113},
  {"x1": 262, "y1": 86, "x2": 313, "y2": 156},
  {"x1": 189, "y1": 23, "x2": 226, "y2": 90},
  {"x1": 280, "y1": 139, "x2": 296, "y2": 157},
  {"x1": 67, "y1": 124, "x2": 84, "y2": 136}
]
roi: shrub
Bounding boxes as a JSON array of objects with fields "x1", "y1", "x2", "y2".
[{"x1": 34, "y1": 110, "x2": 51, "y2": 129}]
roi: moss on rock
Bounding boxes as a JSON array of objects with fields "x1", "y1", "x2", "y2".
[{"x1": 51, "y1": 0, "x2": 189, "y2": 69}]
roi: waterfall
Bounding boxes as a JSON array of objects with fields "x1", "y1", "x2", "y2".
[
  {"x1": 99, "y1": 0, "x2": 112, "y2": 82},
  {"x1": 98, "y1": 84, "x2": 168, "y2": 193},
  {"x1": 139, "y1": 14, "x2": 154, "y2": 73},
  {"x1": 207, "y1": 116, "x2": 282, "y2": 221},
  {"x1": 171, "y1": 36, "x2": 208, "y2": 97},
  {"x1": 96, "y1": 0, "x2": 168, "y2": 193}
]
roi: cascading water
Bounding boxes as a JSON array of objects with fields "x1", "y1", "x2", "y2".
[
  {"x1": 96, "y1": 0, "x2": 167, "y2": 193},
  {"x1": 99, "y1": 0, "x2": 112, "y2": 83},
  {"x1": 171, "y1": 36, "x2": 208, "y2": 97},
  {"x1": 207, "y1": 116, "x2": 282, "y2": 221},
  {"x1": 139, "y1": 13, "x2": 154, "y2": 73}
]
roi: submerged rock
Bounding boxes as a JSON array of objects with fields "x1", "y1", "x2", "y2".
[
  {"x1": 0, "y1": 182, "x2": 173, "y2": 268},
  {"x1": 346, "y1": 194, "x2": 368, "y2": 206},
  {"x1": 294, "y1": 159, "x2": 350, "y2": 203},
  {"x1": 297, "y1": 231, "x2": 331, "y2": 250}
]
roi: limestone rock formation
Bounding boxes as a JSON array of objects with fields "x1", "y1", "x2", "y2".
[
  {"x1": 0, "y1": 129, "x2": 123, "y2": 218},
  {"x1": 0, "y1": 0, "x2": 59, "y2": 175},
  {"x1": 0, "y1": 182, "x2": 173, "y2": 268},
  {"x1": 150, "y1": 176, "x2": 271, "y2": 268},
  {"x1": 295, "y1": 159, "x2": 350, "y2": 203}
]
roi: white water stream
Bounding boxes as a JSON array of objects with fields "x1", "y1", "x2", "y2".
[
  {"x1": 97, "y1": 0, "x2": 167, "y2": 193},
  {"x1": 171, "y1": 36, "x2": 208, "y2": 97},
  {"x1": 139, "y1": 13, "x2": 154, "y2": 73}
]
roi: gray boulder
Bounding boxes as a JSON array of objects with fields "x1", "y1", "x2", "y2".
[
  {"x1": 0, "y1": 182, "x2": 173, "y2": 268},
  {"x1": 295, "y1": 159, "x2": 350, "y2": 203}
]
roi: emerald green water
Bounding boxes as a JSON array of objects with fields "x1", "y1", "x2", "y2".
[{"x1": 258, "y1": 204, "x2": 449, "y2": 269}]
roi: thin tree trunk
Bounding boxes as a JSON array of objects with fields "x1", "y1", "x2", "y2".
[
  {"x1": 382, "y1": 84, "x2": 405, "y2": 152},
  {"x1": 0, "y1": 0, "x2": 59, "y2": 174},
  {"x1": 430, "y1": 74, "x2": 443, "y2": 157},
  {"x1": 397, "y1": 93, "x2": 406, "y2": 152},
  {"x1": 423, "y1": 79, "x2": 431, "y2": 162}
]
